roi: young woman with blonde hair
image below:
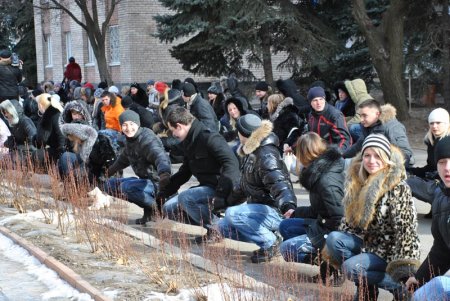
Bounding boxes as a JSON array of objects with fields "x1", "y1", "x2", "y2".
[
  {"x1": 407, "y1": 107, "x2": 450, "y2": 218},
  {"x1": 325, "y1": 133, "x2": 420, "y2": 301}
]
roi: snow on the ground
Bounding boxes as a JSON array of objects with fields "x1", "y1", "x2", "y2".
[
  {"x1": 143, "y1": 283, "x2": 269, "y2": 301},
  {"x1": 0, "y1": 232, "x2": 93, "y2": 301}
]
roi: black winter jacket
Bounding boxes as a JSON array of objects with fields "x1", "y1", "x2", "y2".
[
  {"x1": 188, "y1": 94, "x2": 219, "y2": 132},
  {"x1": 35, "y1": 106, "x2": 65, "y2": 157},
  {"x1": 415, "y1": 184, "x2": 450, "y2": 283},
  {"x1": 308, "y1": 102, "x2": 351, "y2": 151},
  {"x1": 164, "y1": 120, "x2": 240, "y2": 200},
  {"x1": 276, "y1": 79, "x2": 310, "y2": 115},
  {"x1": 0, "y1": 60, "x2": 22, "y2": 100},
  {"x1": 108, "y1": 127, "x2": 171, "y2": 183},
  {"x1": 407, "y1": 137, "x2": 438, "y2": 179},
  {"x1": 0, "y1": 99, "x2": 36, "y2": 151},
  {"x1": 233, "y1": 121, "x2": 297, "y2": 213},
  {"x1": 127, "y1": 103, "x2": 154, "y2": 129},
  {"x1": 293, "y1": 147, "x2": 345, "y2": 249},
  {"x1": 270, "y1": 97, "x2": 302, "y2": 150}
]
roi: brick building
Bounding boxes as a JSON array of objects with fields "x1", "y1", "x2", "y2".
[{"x1": 33, "y1": 0, "x2": 292, "y2": 87}]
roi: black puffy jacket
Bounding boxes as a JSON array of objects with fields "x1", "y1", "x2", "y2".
[
  {"x1": 235, "y1": 120, "x2": 297, "y2": 213},
  {"x1": 294, "y1": 147, "x2": 345, "y2": 249},
  {"x1": 415, "y1": 184, "x2": 450, "y2": 283},
  {"x1": 108, "y1": 127, "x2": 171, "y2": 183}
]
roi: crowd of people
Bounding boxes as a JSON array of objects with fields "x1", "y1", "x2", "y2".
[{"x1": 0, "y1": 51, "x2": 448, "y2": 300}]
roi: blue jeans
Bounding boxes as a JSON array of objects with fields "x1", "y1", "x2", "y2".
[
  {"x1": 413, "y1": 276, "x2": 450, "y2": 301},
  {"x1": 279, "y1": 218, "x2": 308, "y2": 240},
  {"x1": 349, "y1": 123, "x2": 362, "y2": 142},
  {"x1": 162, "y1": 186, "x2": 216, "y2": 228},
  {"x1": 217, "y1": 203, "x2": 282, "y2": 250},
  {"x1": 104, "y1": 177, "x2": 155, "y2": 208},
  {"x1": 279, "y1": 218, "x2": 315, "y2": 263},
  {"x1": 326, "y1": 231, "x2": 407, "y2": 299},
  {"x1": 58, "y1": 151, "x2": 86, "y2": 179}
]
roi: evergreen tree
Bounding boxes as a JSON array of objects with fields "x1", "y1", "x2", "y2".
[
  {"x1": 155, "y1": 0, "x2": 338, "y2": 84},
  {"x1": 0, "y1": 0, "x2": 36, "y2": 87}
]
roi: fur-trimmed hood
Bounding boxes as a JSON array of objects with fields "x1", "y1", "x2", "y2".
[
  {"x1": 59, "y1": 100, "x2": 92, "y2": 126},
  {"x1": 238, "y1": 120, "x2": 276, "y2": 155},
  {"x1": 269, "y1": 97, "x2": 294, "y2": 121},
  {"x1": 343, "y1": 145, "x2": 406, "y2": 230},
  {"x1": 379, "y1": 103, "x2": 397, "y2": 124},
  {"x1": 0, "y1": 99, "x2": 23, "y2": 126},
  {"x1": 224, "y1": 97, "x2": 245, "y2": 118},
  {"x1": 300, "y1": 147, "x2": 343, "y2": 190},
  {"x1": 60, "y1": 123, "x2": 98, "y2": 162}
]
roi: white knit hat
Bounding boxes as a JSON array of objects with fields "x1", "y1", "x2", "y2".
[
  {"x1": 428, "y1": 108, "x2": 449, "y2": 124},
  {"x1": 108, "y1": 85, "x2": 119, "y2": 94}
]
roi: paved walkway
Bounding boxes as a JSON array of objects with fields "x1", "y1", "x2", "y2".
[{"x1": 121, "y1": 148, "x2": 434, "y2": 300}]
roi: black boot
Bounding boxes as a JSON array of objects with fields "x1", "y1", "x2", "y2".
[{"x1": 135, "y1": 207, "x2": 153, "y2": 225}]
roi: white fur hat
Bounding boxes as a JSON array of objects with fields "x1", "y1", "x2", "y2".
[{"x1": 428, "y1": 108, "x2": 449, "y2": 124}]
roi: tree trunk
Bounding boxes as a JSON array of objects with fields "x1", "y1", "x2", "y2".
[
  {"x1": 260, "y1": 24, "x2": 274, "y2": 86},
  {"x1": 89, "y1": 35, "x2": 112, "y2": 85},
  {"x1": 352, "y1": 0, "x2": 409, "y2": 120},
  {"x1": 442, "y1": 0, "x2": 450, "y2": 112}
]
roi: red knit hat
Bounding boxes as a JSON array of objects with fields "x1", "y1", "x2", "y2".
[
  {"x1": 155, "y1": 81, "x2": 169, "y2": 95},
  {"x1": 83, "y1": 82, "x2": 95, "y2": 91}
]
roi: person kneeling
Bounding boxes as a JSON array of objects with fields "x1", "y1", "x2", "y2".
[
  {"x1": 278, "y1": 132, "x2": 344, "y2": 282},
  {"x1": 104, "y1": 110, "x2": 171, "y2": 224},
  {"x1": 217, "y1": 115, "x2": 297, "y2": 263}
]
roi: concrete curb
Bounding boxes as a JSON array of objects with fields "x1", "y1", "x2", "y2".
[
  {"x1": 98, "y1": 218, "x2": 298, "y2": 300},
  {"x1": 0, "y1": 226, "x2": 112, "y2": 301}
]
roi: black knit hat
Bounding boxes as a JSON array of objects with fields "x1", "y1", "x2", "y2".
[
  {"x1": 236, "y1": 114, "x2": 262, "y2": 138},
  {"x1": 130, "y1": 82, "x2": 140, "y2": 89},
  {"x1": 435, "y1": 135, "x2": 450, "y2": 164},
  {"x1": 119, "y1": 110, "x2": 140, "y2": 127},
  {"x1": 121, "y1": 96, "x2": 133, "y2": 108},
  {"x1": 255, "y1": 81, "x2": 269, "y2": 92},
  {"x1": 182, "y1": 82, "x2": 196, "y2": 97},
  {"x1": 307, "y1": 86, "x2": 326, "y2": 102}
]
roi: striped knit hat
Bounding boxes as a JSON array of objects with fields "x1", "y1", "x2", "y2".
[{"x1": 362, "y1": 134, "x2": 391, "y2": 158}]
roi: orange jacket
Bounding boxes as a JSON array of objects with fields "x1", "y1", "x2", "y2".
[{"x1": 101, "y1": 96, "x2": 124, "y2": 132}]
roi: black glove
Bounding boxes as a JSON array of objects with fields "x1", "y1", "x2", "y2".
[
  {"x1": 158, "y1": 172, "x2": 171, "y2": 192},
  {"x1": 210, "y1": 196, "x2": 227, "y2": 214}
]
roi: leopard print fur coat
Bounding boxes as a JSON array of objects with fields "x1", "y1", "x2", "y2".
[{"x1": 340, "y1": 145, "x2": 421, "y2": 281}]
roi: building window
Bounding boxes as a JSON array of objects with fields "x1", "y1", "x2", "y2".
[
  {"x1": 45, "y1": 34, "x2": 52, "y2": 67},
  {"x1": 65, "y1": 32, "x2": 72, "y2": 62},
  {"x1": 109, "y1": 25, "x2": 120, "y2": 64},
  {"x1": 87, "y1": 39, "x2": 96, "y2": 65}
]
